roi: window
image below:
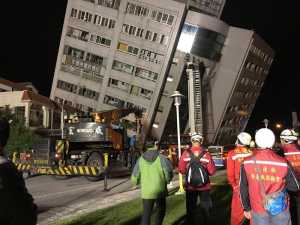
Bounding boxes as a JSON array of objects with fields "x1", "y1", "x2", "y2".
[
  {"x1": 90, "y1": 34, "x2": 111, "y2": 47},
  {"x1": 104, "y1": 95, "x2": 125, "y2": 107},
  {"x1": 93, "y1": 15, "x2": 98, "y2": 24},
  {"x1": 112, "y1": 60, "x2": 134, "y2": 74},
  {"x1": 66, "y1": 27, "x2": 89, "y2": 42},
  {"x1": 71, "y1": 8, "x2": 78, "y2": 18},
  {"x1": 156, "y1": 12, "x2": 162, "y2": 22},
  {"x1": 162, "y1": 14, "x2": 168, "y2": 23},
  {"x1": 167, "y1": 15, "x2": 174, "y2": 25},
  {"x1": 151, "y1": 10, "x2": 175, "y2": 25},
  {"x1": 136, "y1": 28, "x2": 143, "y2": 37},
  {"x1": 117, "y1": 42, "x2": 139, "y2": 55},
  {"x1": 152, "y1": 33, "x2": 158, "y2": 42},
  {"x1": 135, "y1": 67, "x2": 158, "y2": 81},
  {"x1": 128, "y1": 46, "x2": 139, "y2": 55},
  {"x1": 140, "y1": 88, "x2": 153, "y2": 99},
  {"x1": 63, "y1": 45, "x2": 84, "y2": 59},
  {"x1": 126, "y1": 2, "x2": 149, "y2": 17},
  {"x1": 78, "y1": 86, "x2": 99, "y2": 100},
  {"x1": 108, "y1": 19, "x2": 116, "y2": 29},
  {"x1": 129, "y1": 26, "x2": 136, "y2": 35},
  {"x1": 101, "y1": 17, "x2": 108, "y2": 26},
  {"x1": 97, "y1": 0, "x2": 120, "y2": 9},
  {"x1": 139, "y1": 49, "x2": 163, "y2": 64},
  {"x1": 145, "y1": 31, "x2": 152, "y2": 40},
  {"x1": 57, "y1": 80, "x2": 77, "y2": 93},
  {"x1": 85, "y1": 53, "x2": 103, "y2": 65},
  {"x1": 131, "y1": 86, "x2": 139, "y2": 96},
  {"x1": 109, "y1": 79, "x2": 130, "y2": 92},
  {"x1": 151, "y1": 11, "x2": 157, "y2": 20}
]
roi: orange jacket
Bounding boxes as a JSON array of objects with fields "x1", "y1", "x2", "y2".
[{"x1": 227, "y1": 146, "x2": 252, "y2": 189}]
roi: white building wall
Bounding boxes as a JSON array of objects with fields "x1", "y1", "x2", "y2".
[{"x1": 211, "y1": 29, "x2": 252, "y2": 133}]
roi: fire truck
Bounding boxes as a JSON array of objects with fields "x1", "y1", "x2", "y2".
[{"x1": 13, "y1": 109, "x2": 139, "y2": 181}]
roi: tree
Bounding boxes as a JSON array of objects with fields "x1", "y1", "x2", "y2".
[{"x1": 0, "y1": 106, "x2": 39, "y2": 156}]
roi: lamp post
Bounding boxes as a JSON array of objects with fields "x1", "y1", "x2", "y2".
[
  {"x1": 171, "y1": 91, "x2": 185, "y2": 194},
  {"x1": 263, "y1": 118, "x2": 269, "y2": 128}
]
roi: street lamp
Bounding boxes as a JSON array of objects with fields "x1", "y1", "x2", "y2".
[
  {"x1": 170, "y1": 90, "x2": 185, "y2": 194},
  {"x1": 275, "y1": 123, "x2": 282, "y2": 129},
  {"x1": 263, "y1": 118, "x2": 269, "y2": 128}
]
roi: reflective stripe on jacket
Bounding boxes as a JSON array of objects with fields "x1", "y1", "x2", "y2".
[
  {"x1": 282, "y1": 144, "x2": 300, "y2": 179},
  {"x1": 239, "y1": 149, "x2": 300, "y2": 214},
  {"x1": 227, "y1": 146, "x2": 252, "y2": 189}
]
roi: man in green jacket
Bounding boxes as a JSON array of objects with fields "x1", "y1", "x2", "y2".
[{"x1": 131, "y1": 140, "x2": 173, "y2": 225}]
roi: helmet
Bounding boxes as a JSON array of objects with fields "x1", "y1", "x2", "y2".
[
  {"x1": 191, "y1": 133, "x2": 203, "y2": 143},
  {"x1": 236, "y1": 132, "x2": 252, "y2": 146},
  {"x1": 280, "y1": 129, "x2": 298, "y2": 143},
  {"x1": 255, "y1": 128, "x2": 275, "y2": 148}
]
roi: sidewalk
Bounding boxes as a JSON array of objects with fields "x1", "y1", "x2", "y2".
[{"x1": 40, "y1": 179, "x2": 179, "y2": 225}]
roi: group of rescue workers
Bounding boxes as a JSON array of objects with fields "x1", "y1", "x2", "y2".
[
  {"x1": 131, "y1": 128, "x2": 300, "y2": 225},
  {"x1": 1, "y1": 115, "x2": 300, "y2": 225}
]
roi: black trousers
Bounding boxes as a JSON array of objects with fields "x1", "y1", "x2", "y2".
[
  {"x1": 290, "y1": 192, "x2": 300, "y2": 225},
  {"x1": 141, "y1": 197, "x2": 166, "y2": 225},
  {"x1": 186, "y1": 190, "x2": 212, "y2": 225}
]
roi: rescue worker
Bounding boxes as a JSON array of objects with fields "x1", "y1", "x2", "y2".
[
  {"x1": 178, "y1": 133, "x2": 216, "y2": 225},
  {"x1": 227, "y1": 132, "x2": 253, "y2": 225},
  {"x1": 0, "y1": 118, "x2": 37, "y2": 225},
  {"x1": 240, "y1": 128, "x2": 300, "y2": 225},
  {"x1": 131, "y1": 140, "x2": 173, "y2": 225},
  {"x1": 280, "y1": 129, "x2": 300, "y2": 225}
]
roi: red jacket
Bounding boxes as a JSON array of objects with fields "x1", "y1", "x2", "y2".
[
  {"x1": 178, "y1": 146, "x2": 216, "y2": 191},
  {"x1": 281, "y1": 143, "x2": 300, "y2": 179},
  {"x1": 240, "y1": 149, "x2": 300, "y2": 214},
  {"x1": 227, "y1": 146, "x2": 252, "y2": 189}
]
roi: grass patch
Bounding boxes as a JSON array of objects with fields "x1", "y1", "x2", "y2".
[{"x1": 53, "y1": 171, "x2": 232, "y2": 225}]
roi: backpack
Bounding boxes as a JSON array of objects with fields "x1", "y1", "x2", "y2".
[{"x1": 185, "y1": 149, "x2": 209, "y2": 187}]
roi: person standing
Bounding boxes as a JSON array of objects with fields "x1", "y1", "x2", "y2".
[
  {"x1": 131, "y1": 140, "x2": 173, "y2": 225},
  {"x1": 227, "y1": 132, "x2": 253, "y2": 225},
  {"x1": 178, "y1": 133, "x2": 216, "y2": 225},
  {"x1": 240, "y1": 128, "x2": 300, "y2": 225},
  {"x1": 280, "y1": 129, "x2": 300, "y2": 225},
  {"x1": 0, "y1": 118, "x2": 37, "y2": 225}
]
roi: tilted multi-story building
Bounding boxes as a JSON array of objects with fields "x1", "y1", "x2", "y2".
[{"x1": 50, "y1": 0, "x2": 274, "y2": 145}]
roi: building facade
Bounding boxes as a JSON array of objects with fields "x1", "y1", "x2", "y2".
[
  {"x1": 51, "y1": 0, "x2": 274, "y2": 145},
  {"x1": 50, "y1": 0, "x2": 227, "y2": 139},
  {"x1": 212, "y1": 27, "x2": 275, "y2": 144}
]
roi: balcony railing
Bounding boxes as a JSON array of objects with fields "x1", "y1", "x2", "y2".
[{"x1": 61, "y1": 55, "x2": 105, "y2": 83}]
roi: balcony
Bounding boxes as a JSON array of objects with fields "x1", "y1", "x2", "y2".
[{"x1": 61, "y1": 55, "x2": 105, "y2": 83}]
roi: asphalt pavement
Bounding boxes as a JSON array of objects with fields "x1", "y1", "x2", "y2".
[
  {"x1": 26, "y1": 170, "x2": 134, "y2": 225},
  {"x1": 27, "y1": 169, "x2": 224, "y2": 225}
]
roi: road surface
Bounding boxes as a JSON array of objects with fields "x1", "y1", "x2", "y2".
[
  {"x1": 26, "y1": 170, "x2": 132, "y2": 224},
  {"x1": 26, "y1": 169, "x2": 225, "y2": 224}
]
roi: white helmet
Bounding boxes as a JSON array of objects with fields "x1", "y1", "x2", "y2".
[
  {"x1": 255, "y1": 128, "x2": 275, "y2": 148},
  {"x1": 191, "y1": 133, "x2": 203, "y2": 143},
  {"x1": 236, "y1": 132, "x2": 252, "y2": 146},
  {"x1": 280, "y1": 129, "x2": 298, "y2": 143}
]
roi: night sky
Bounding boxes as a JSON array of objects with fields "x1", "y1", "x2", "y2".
[{"x1": 0, "y1": 0, "x2": 299, "y2": 133}]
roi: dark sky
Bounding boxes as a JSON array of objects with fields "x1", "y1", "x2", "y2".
[{"x1": 0, "y1": 0, "x2": 299, "y2": 132}]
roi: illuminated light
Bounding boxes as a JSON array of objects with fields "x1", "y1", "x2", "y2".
[
  {"x1": 237, "y1": 110, "x2": 248, "y2": 116},
  {"x1": 275, "y1": 123, "x2": 282, "y2": 129},
  {"x1": 152, "y1": 123, "x2": 159, "y2": 128},
  {"x1": 167, "y1": 77, "x2": 174, "y2": 82},
  {"x1": 177, "y1": 32, "x2": 196, "y2": 53}
]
